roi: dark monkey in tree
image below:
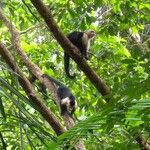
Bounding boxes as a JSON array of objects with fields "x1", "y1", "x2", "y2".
[
  {"x1": 64, "y1": 30, "x2": 96, "y2": 79},
  {"x1": 42, "y1": 74, "x2": 76, "y2": 116},
  {"x1": 29, "y1": 74, "x2": 76, "y2": 116}
]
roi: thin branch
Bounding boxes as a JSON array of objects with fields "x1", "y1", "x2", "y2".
[
  {"x1": 20, "y1": 23, "x2": 45, "y2": 35},
  {"x1": 21, "y1": 0, "x2": 39, "y2": 21}
]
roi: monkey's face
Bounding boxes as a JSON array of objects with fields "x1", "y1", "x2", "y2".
[
  {"x1": 61, "y1": 97, "x2": 70, "y2": 107},
  {"x1": 86, "y1": 30, "x2": 96, "y2": 39}
]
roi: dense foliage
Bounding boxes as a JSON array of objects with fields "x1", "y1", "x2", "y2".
[{"x1": 0, "y1": 0, "x2": 150, "y2": 149}]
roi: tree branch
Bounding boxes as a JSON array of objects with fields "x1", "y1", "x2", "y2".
[
  {"x1": 20, "y1": 23, "x2": 45, "y2": 35},
  {"x1": 30, "y1": 0, "x2": 111, "y2": 102},
  {"x1": 0, "y1": 42, "x2": 65, "y2": 136},
  {"x1": 28, "y1": 3, "x2": 150, "y2": 150},
  {"x1": 0, "y1": 7, "x2": 76, "y2": 129},
  {"x1": 0, "y1": 8, "x2": 85, "y2": 149}
]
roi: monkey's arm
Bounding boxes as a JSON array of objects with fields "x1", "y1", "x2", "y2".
[
  {"x1": 81, "y1": 33, "x2": 89, "y2": 60},
  {"x1": 64, "y1": 52, "x2": 75, "y2": 79}
]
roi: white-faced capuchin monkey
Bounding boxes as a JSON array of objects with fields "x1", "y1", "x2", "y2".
[
  {"x1": 64, "y1": 30, "x2": 96, "y2": 79},
  {"x1": 41, "y1": 74, "x2": 76, "y2": 116}
]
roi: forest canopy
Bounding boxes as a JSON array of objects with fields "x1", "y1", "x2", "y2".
[{"x1": 0, "y1": 0, "x2": 150, "y2": 149}]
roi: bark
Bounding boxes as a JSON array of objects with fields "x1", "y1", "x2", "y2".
[
  {"x1": 0, "y1": 8, "x2": 85, "y2": 149},
  {"x1": 0, "y1": 8, "x2": 76, "y2": 132},
  {"x1": 0, "y1": 42, "x2": 65, "y2": 135},
  {"x1": 136, "y1": 135, "x2": 150, "y2": 150},
  {"x1": 30, "y1": 0, "x2": 111, "y2": 102},
  {"x1": 29, "y1": 1, "x2": 150, "y2": 149}
]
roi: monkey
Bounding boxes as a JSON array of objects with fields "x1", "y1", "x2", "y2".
[
  {"x1": 64, "y1": 30, "x2": 96, "y2": 79},
  {"x1": 29, "y1": 74, "x2": 76, "y2": 116},
  {"x1": 41, "y1": 74, "x2": 76, "y2": 116}
]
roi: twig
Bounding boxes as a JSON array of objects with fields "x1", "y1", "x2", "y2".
[
  {"x1": 20, "y1": 23, "x2": 45, "y2": 35},
  {"x1": 21, "y1": 0, "x2": 39, "y2": 21}
]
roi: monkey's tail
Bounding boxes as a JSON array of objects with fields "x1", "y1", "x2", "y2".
[
  {"x1": 42, "y1": 74, "x2": 64, "y2": 87},
  {"x1": 64, "y1": 52, "x2": 75, "y2": 79}
]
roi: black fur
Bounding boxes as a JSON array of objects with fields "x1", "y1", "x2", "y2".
[
  {"x1": 64, "y1": 31, "x2": 88, "y2": 79},
  {"x1": 42, "y1": 74, "x2": 76, "y2": 116}
]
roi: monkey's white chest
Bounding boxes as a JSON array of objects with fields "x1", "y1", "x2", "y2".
[
  {"x1": 61, "y1": 97, "x2": 70, "y2": 107},
  {"x1": 82, "y1": 33, "x2": 91, "y2": 51},
  {"x1": 87, "y1": 40, "x2": 91, "y2": 52}
]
